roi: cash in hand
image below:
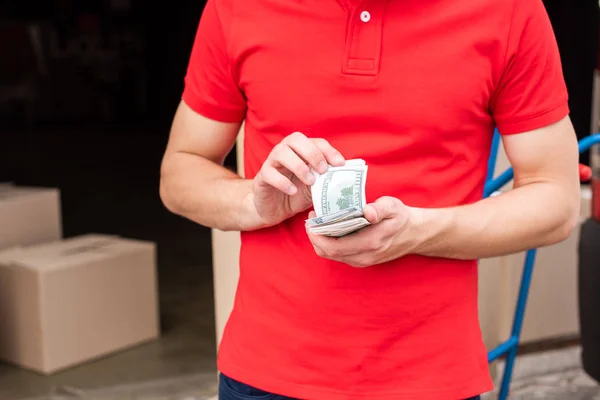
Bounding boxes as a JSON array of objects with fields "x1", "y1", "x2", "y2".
[{"x1": 305, "y1": 159, "x2": 370, "y2": 237}]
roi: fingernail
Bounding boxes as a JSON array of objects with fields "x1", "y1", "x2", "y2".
[
  {"x1": 318, "y1": 161, "x2": 327, "y2": 172},
  {"x1": 288, "y1": 185, "x2": 297, "y2": 195},
  {"x1": 334, "y1": 154, "x2": 345, "y2": 164},
  {"x1": 306, "y1": 172, "x2": 315, "y2": 184}
]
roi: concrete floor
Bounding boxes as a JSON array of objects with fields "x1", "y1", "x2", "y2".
[
  {"x1": 0, "y1": 130, "x2": 221, "y2": 399},
  {"x1": 484, "y1": 346, "x2": 600, "y2": 400}
]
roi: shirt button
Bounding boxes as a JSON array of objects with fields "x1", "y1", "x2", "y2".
[{"x1": 360, "y1": 10, "x2": 371, "y2": 23}]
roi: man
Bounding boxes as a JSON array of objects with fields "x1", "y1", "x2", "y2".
[{"x1": 159, "y1": 0, "x2": 580, "y2": 398}]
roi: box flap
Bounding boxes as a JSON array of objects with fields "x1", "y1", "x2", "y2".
[
  {"x1": 0, "y1": 182, "x2": 16, "y2": 197},
  {"x1": 0, "y1": 234, "x2": 153, "y2": 272},
  {"x1": 0, "y1": 185, "x2": 58, "y2": 202}
]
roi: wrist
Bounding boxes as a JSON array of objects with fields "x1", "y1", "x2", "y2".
[
  {"x1": 240, "y1": 183, "x2": 270, "y2": 231},
  {"x1": 406, "y1": 206, "x2": 455, "y2": 257}
]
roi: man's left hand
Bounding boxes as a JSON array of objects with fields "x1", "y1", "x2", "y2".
[{"x1": 306, "y1": 196, "x2": 419, "y2": 267}]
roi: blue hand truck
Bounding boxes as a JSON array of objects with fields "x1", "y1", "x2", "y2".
[{"x1": 484, "y1": 130, "x2": 600, "y2": 400}]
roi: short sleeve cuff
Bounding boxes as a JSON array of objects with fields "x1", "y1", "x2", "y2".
[
  {"x1": 495, "y1": 102, "x2": 570, "y2": 135},
  {"x1": 182, "y1": 88, "x2": 246, "y2": 123}
]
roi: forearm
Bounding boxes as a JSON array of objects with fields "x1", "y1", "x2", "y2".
[
  {"x1": 160, "y1": 152, "x2": 264, "y2": 232},
  {"x1": 411, "y1": 182, "x2": 580, "y2": 260}
]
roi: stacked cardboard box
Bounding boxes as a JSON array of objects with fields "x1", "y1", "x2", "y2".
[
  {"x1": 0, "y1": 183, "x2": 160, "y2": 375},
  {"x1": 0, "y1": 183, "x2": 62, "y2": 249}
]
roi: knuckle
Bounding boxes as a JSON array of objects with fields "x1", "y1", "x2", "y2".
[
  {"x1": 297, "y1": 164, "x2": 311, "y2": 177},
  {"x1": 380, "y1": 196, "x2": 394, "y2": 206},
  {"x1": 308, "y1": 148, "x2": 324, "y2": 163},
  {"x1": 286, "y1": 131, "x2": 305, "y2": 143},
  {"x1": 388, "y1": 196, "x2": 402, "y2": 208},
  {"x1": 271, "y1": 143, "x2": 286, "y2": 156},
  {"x1": 313, "y1": 138, "x2": 329, "y2": 147},
  {"x1": 294, "y1": 158, "x2": 310, "y2": 172},
  {"x1": 260, "y1": 168, "x2": 276, "y2": 184},
  {"x1": 290, "y1": 163, "x2": 310, "y2": 179}
]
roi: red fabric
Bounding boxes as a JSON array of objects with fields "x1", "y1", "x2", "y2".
[{"x1": 182, "y1": 0, "x2": 569, "y2": 398}]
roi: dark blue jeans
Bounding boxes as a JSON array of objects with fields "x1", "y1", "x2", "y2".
[{"x1": 219, "y1": 373, "x2": 482, "y2": 400}]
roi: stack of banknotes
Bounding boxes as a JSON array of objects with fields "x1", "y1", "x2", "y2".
[{"x1": 305, "y1": 159, "x2": 370, "y2": 237}]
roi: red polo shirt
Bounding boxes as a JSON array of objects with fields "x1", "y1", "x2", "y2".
[{"x1": 182, "y1": 0, "x2": 569, "y2": 398}]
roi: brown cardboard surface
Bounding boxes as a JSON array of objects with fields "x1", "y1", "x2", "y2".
[
  {"x1": 0, "y1": 234, "x2": 148, "y2": 271},
  {"x1": 0, "y1": 184, "x2": 62, "y2": 250},
  {"x1": 0, "y1": 235, "x2": 160, "y2": 374},
  {"x1": 0, "y1": 263, "x2": 44, "y2": 371}
]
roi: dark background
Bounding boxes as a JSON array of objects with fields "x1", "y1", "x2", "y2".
[
  {"x1": 543, "y1": 0, "x2": 600, "y2": 166},
  {"x1": 0, "y1": 0, "x2": 598, "y2": 139},
  {"x1": 0, "y1": 0, "x2": 598, "y2": 263},
  {"x1": 0, "y1": 0, "x2": 598, "y2": 134},
  {"x1": 0, "y1": 0, "x2": 208, "y2": 130}
]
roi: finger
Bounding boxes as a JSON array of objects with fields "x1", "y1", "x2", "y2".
[
  {"x1": 312, "y1": 138, "x2": 345, "y2": 167},
  {"x1": 363, "y1": 196, "x2": 403, "y2": 224},
  {"x1": 307, "y1": 230, "x2": 362, "y2": 258},
  {"x1": 284, "y1": 132, "x2": 330, "y2": 174},
  {"x1": 310, "y1": 241, "x2": 326, "y2": 257},
  {"x1": 304, "y1": 211, "x2": 317, "y2": 229},
  {"x1": 259, "y1": 166, "x2": 297, "y2": 195},
  {"x1": 306, "y1": 231, "x2": 335, "y2": 257},
  {"x1": 271, "y1": 144, "x2": 315, "y2": 186}
]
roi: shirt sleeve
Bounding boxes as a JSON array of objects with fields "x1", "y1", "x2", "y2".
[
  {"x1": 181, "y1": 0, "x2": 247, "y2": 122},
  {"x1": 490, "y1": 0, "x2": 570, "y2": 135}
]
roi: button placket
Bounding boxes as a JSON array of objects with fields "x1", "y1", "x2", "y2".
[{"x1": 341, "y1": 1, "x2": 387, "y2": 76}]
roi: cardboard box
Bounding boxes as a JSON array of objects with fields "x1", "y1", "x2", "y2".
[
  {"x1": 0, "y1": 184, "x2": 62, "y2": 250},
  {"x1": 0, "y1": 234, "x2": 160, "y2": 374}
]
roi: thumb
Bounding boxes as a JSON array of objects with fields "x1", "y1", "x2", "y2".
[{"x1": 363, "y1": 196, "x2": 403, "y2": 224}]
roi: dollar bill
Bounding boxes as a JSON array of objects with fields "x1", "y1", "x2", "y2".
[
  {"x1": 308, "y1": 217, "x2": 370, "y2": 237},
  {"x1": 306, "y1": 159, "x2": 370, "y2": 237},
  {"x1": 305, "y1": 206, "x2": 363, "y2": 227},
  {"x1": 310, "y1": 159, "x2": 367, "y2": 218}
]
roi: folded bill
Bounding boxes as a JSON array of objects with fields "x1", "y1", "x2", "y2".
[
  {"x1": 308, "y1": 216, "x2": 370, "y2": 237},
  {"x1": 305, "y1": 206, "x2": 363, "y2": 227},
  {"x1": 306, "y1": 159, "x2": 370, "y2": 237}
]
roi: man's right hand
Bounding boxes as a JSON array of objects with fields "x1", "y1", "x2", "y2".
[{"x1": 253, "y1": 131, "x2": 346, "y2": 227}]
